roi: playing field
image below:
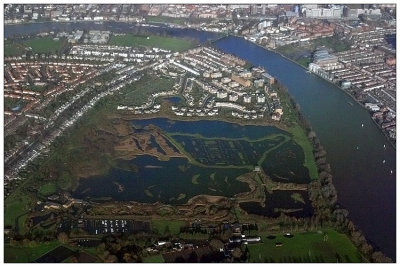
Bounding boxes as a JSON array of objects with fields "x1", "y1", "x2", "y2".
[
  {"x1": 247, "y1": 229, "x2": 364, "y2": 263},
  {"x1": 24, "y1": 36, "x2": 66, "y2": 54},
  {"x1": 109, "y1": 34, "x2": 196, "y2": 52}
]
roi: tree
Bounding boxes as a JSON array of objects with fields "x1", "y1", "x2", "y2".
[
  {"x1": 123, "y1": 253, "x2": 133, "y2": 263},
  {"x1": 188, "y1": 251, "x2": 198, "y2": 263},
  {"x1": 359, "y1": 243, "x2": 373, "y2": 258},
  {"x1": 96, "y1": 242, "x2": 106, "y2": 253},
  {"x1": 371, "y1": 251, "x2": 393, "y2": 263},
  {"x1": 105, "y1": 254, "x2": 119, "y2": 263},
  {"x1": 57, "y1": 232, "x2": 69, "y2": 244},
  {"x1": 220, "y1": 229, "x2": 232, "y2": 242},
  {"x1": 22, "y1": 238, "x2": 31, "y2": 247},
  {"x1": 164, "y1": 225, "x2": 171, "y2": 236},
  {"x1": 232, "y1": 247, "x2": 243, "y2": 260},
  {"x1": 209, "y1": 239, "x2": 224, "y2": 251},
  {"x1": 10, "y1": 238, "x2": 21, "y2": 247}
]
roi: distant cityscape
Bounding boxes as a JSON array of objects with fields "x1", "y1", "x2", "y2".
[{"x1": 4, "y1": 4, "x2": 396, "y2": 144}]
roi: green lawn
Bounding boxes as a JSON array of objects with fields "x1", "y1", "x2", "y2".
[
  {"x1": 143, "y1": 254, "x2": 165, "y2": 263},
  {"x1": 118, "y1": 74, "x2": 175, "y2": 105},
  {"x1": 288, "y1": 124, "x2": 318, "y2": 180},
  {"x1": 247, "y1": 229, "x2": 364, "y2": 263},
  {"x1": 146, "y1": 16, "x2": 186, "y2": 25},
  {"x1": 4, "y1": 40, "x2": 27, "y2": 57},
  {"x1": 275, "y1": 36, "x2": 350, "y2": 65},
  {"x1": 24, "y1": 36, "x2": 66, "y2": 54},
  {"x1": 152, "y1": 219, "x2": 186, "y2": 236},
  {"x1": 18, "y1": 214, "x2": 29, "y2": 235},
  {"x1": 109, "y1": 34, "x2": 196, "y2": 52},
  {"x1": 39, "y1": 182, "x2": 57, "y2": 196},
  {"x1": 313, "y1": 37, "x2": 351, "y2": 53},
  {"x1": 296, "y1": 57, "x2": 310, "y2": 68},
  {"x1": 4, "y1": 241, "x2": 61, "y2": 263},
  {"x1": 4, "y1": 189, "x2": 33, "y2": 232}
]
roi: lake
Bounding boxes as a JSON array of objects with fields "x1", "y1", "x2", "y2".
[{"x1": 73, "y1": 118, "x2": 311, "y2": 204}]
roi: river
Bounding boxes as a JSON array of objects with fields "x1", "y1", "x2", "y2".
[
  {"x1": 214, "y1": 36, "x2": 396, "y2": 260},
  {"x1": 4, "y1": 22, "x2": 396, "y2": 260}
]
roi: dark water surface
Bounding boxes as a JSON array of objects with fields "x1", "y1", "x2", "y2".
[
  {"x1": 132, "y1": 117, "x2": 287, "y2": 139},
  {"x1": 385, "y1": 34, "x2": 396, "y2": 49},
  {"x1": 74, "y1": 155, "x2": 250, "y2": 204},
  {"x1": 239, "y1": 190, "x2": 313, "y2": 218},
  {"x1": 74, "y1": 119, "x2": 310, "y2": 203}
]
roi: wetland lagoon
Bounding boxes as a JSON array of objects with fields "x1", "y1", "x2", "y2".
[{"x1": 73, "y1": 118, "x2": 313, "y2": 217}]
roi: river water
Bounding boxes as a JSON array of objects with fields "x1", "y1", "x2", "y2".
[
  {"x1": 214, "y1": 36, "x2": 396, "y2": 260},
  {"x1": 4, "y1": 22, "x2": 396, "y2": 260}
]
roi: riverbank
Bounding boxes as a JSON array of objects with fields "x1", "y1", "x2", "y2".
[
  {"x1": 214, "y1": 35, "x2": 395, "y2": 261},
  {"x1": 249, "y1": 40, "x2": 396, "y2": 150}
]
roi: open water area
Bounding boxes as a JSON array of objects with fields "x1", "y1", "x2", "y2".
[
  {"x1": 74, "y1": 118, "x2": 310, "y2": 204},
  {"x1": 4, "y1": 21, "x2": 396, "y2": 260},
  {"x1": 239, "y1": 190, "x2": 313, "y2": 218}
]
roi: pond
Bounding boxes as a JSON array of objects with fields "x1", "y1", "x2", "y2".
[
  {"x1": 239, "y1": 190, "x2": 313, "y2": 218},
  {"x1": 73, "y1": 119, "x2": 311, "y2": 203}
]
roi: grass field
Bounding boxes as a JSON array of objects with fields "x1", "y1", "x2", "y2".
[
  {"x1": 118, "y1": 74, "x2": 175, "y2": 105},
  {"x1": 4, "y1": 40, "x2": 27, "y2": 57},
  {"x1": 296, "y1": 57, "x2": 310, "y2": 68},
  {"x1": 143, "y1": 254, "x2": 165, "y2": 263},
  {"x1": 288, "y1": 124, "x2": 319, "y2": 180},
  {"x1": 4, "y1": 241, "x2": 61, "y2": 263},
  {"x1": 247, "y1": 229, "x2": 364, "y2": 263},
  {"x1": 146, "y1": 16, "x2": 186, "y2": 25},
  {"x1": 4, "y1": 189, "x2": 32, "y2": 232},
  {"x1": 109, "y1": 34, "x2": 196, "y2": 52},
  {"x1": 313, "y1": 36, "x2": 351, "y2": 53},
  {"x1": 39, "y1": 183, "x2": 57, "y2": 196},
  {"x1": 24, "y1": 36, "x2": 66, "y2": 54},
  {"x1": 275, "y1": 36, "x2": 350, "y2": 62},
  {"x1": 152, "y1": 220, "x2": 186, "y2": 236}
]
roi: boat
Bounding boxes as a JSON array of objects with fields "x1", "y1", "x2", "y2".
[
  {"x1": 361, "y1": 123, "x2": 364, "y2": 127},
  {"x1": 390, "y1": 170, "x2": 393, "y2": 175},
  {"x1": 383, "y1": 160, "x2": 386, "y2": 164},
  {"x1": 384, "y1": 144, "x2": 386, "y2": 149}
]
